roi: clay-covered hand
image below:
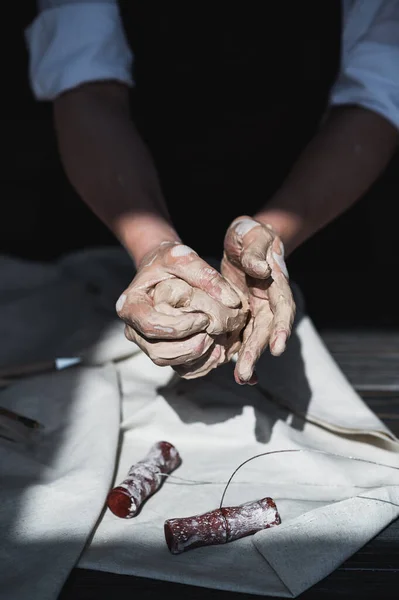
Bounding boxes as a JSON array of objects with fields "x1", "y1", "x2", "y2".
[
  {"x1": 116, "y1": 242, "x2": 247, "y2": 374},
  {"x1": 221, "y1": 216, "x2": 296, "y2": 384},
  {"x1": 151, "y1": 279, "x2": 248, "y2": 378}
]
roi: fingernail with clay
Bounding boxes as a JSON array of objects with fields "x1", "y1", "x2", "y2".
[
  {"x1": 271, "y1": 332, "x2": 287, "y2": 356},
  {"x1": 115, "y1": 293, "x2": 127, "y2": 313}
]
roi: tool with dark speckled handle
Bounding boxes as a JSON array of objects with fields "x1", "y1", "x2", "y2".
[
  {"x1": 107, "y1": 441, "x2": 181, "y2": 518},
  {"x1": 165, "y1": 496, "x2": 281, "y2": 554}
]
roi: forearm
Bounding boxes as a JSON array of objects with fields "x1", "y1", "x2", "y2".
[
  {"x1": 255, "y1": 106, "x2": 398, "y2": 256},
  {"x1": 53, "y1": 82, "x2": 179, "y2": 265}
]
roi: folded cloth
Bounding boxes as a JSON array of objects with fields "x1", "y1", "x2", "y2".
[{"x1": 0, "y1": 248, "x2": 398, "y2": 599}]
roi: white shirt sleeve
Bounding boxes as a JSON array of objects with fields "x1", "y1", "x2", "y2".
[
  {"x1": 26, "y1": 0, "x2": 134, "y2": 100},
  {"x1": 331, "y1": 0, "x2": 399, "y2": 129}
]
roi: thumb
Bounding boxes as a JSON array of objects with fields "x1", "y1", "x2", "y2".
[
  {"x1": 225, "y1": 216, "x2": 274, "y2": 280},
  {"x1": 240, "y1": 237, "x2": 272, "y2": 279}
]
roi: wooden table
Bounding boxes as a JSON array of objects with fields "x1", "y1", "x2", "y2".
[{"x1": 59, "y1": 330, "x2": 399, "y2": 599}]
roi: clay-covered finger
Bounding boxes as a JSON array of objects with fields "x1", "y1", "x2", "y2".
[
  {"x1": 165, "y1": 244, "x2": 241, "y2": 308},
  {"x1": 153, "y1": 302, "x2": 185, "y2": 317},
  {"x1": 153, "y1": 279, "x2": 193, "y2": 308},
  {"x1": 237, "y1": 221, "x2": 273, "y2": 279},
  {"x1": 116, "y1": 293, "x2": 209, "y2": 339},
  {"x1": 224, "y1": 216, "x2": 260, "y2": 254},
  {"x1": 224, "y1": 217, "x2": 268, "y2": 274},
  {"x1": 268, "y1": 238, "x2": 289, "y2": 280},
  {"x1": 174, "y1": 343, "x2": 225, "y2": 379},
  {"x1": 240, "y1": 247, "x2": 272, "y2": 279},
  {"x1": 234, "y1": 308, "x2": 273, "y2": 383},
  {"x1": 153, "y1": 279, "x2": 247, "y2": 337},
  {"x1": 124, "y1": 326, "x2": 214, "y2": 366},
  {"x1": 182, "y1": 288, "x2": 248, "y2": 336},
  {"x1": 267, "y1": 281, "x2": 295, "y2": 356}
]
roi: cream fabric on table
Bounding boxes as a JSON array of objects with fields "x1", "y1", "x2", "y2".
[{"x1": 1, "y1": 248, "x2": 398, "y2": 600}]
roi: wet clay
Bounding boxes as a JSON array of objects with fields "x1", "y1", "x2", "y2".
[
  {"x1": 151, "y1": 278, "x2": 249, "y2": 378},
  {"x1": 117, "y1": 242, "x2": 247, "y2": 373}
]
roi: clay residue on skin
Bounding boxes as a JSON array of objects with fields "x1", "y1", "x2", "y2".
[
  {"x1": 202, "y1": 267, "x2": 218, "y2": 276},
  {"x1": 153, "y1": 279, "x2": 192, "y2": 308},
  {"x1": 142, "y1": 254, "x2": 158, "y2": 268},
  {"x1": 170, "y1": 244, "x2": 196, "y2": 258},
  {"x1": 154, "y1": 283, "x2": 246, "y2": 336},
  {"x1": 221, "y1": 217, "x2": 296, "y2": 383},
  {"x1": 115, "y1": 293, "x2": 127, "y2": 313},
  {"x1": 234, "y1": 217, "x2": 260, "y2": 237},
  {"x1": 148, "y1": 278, "x2": 248, "y2": 378},
  {"x1": 271, "y1": 239, "x2": 289, "y2": 278},
  {"x1": 153, "y1": 325, "x2": 174, "y2": 334},
  {"x1": 271, "y1": 331, "x2": 287, "y2": 355}
]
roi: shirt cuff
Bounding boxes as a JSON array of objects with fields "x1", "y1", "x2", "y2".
[
  {"x1": 25, "y1": 3, "x2": 134, "y2": 101},
  {"x1": 330, "y1": 42, "x2": 399, "y2": 131}
]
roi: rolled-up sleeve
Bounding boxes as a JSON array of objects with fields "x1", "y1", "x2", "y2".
[
  {"x1": 26, "y1": 0, "x2": 134, "y2": 100},
  {"x1": 330, "y1": 0, "x2": 399, "y2": 129}
]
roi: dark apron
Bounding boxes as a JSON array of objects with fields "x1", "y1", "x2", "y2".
[{"x1": 119, "y1": 2, "x2": 341, "y2": 258}]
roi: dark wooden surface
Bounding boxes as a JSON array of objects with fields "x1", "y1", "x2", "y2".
[{"x1": 59, "y1": 330, "x2": 399, "y2": 599}]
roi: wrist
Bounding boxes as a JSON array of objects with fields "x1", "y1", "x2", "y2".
[
  {"x1": 116, "y1": 213, "x2": 181, "y2": 266},
  {"x1": 254, "y1": 206, "x2": 309, "y2": 257}
]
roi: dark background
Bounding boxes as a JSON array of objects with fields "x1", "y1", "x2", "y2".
[{"x1": 4, "y1": 4, "x2": 399, "y2": 330}]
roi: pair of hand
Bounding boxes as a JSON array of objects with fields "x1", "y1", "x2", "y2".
[{"x1": 116, "y1": 217, "x2": 295, "y2": 383}]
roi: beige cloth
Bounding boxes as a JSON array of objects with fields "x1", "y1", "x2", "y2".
[{"x1": 1, "y1": 248, "x2": 399, "y2": 599}]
